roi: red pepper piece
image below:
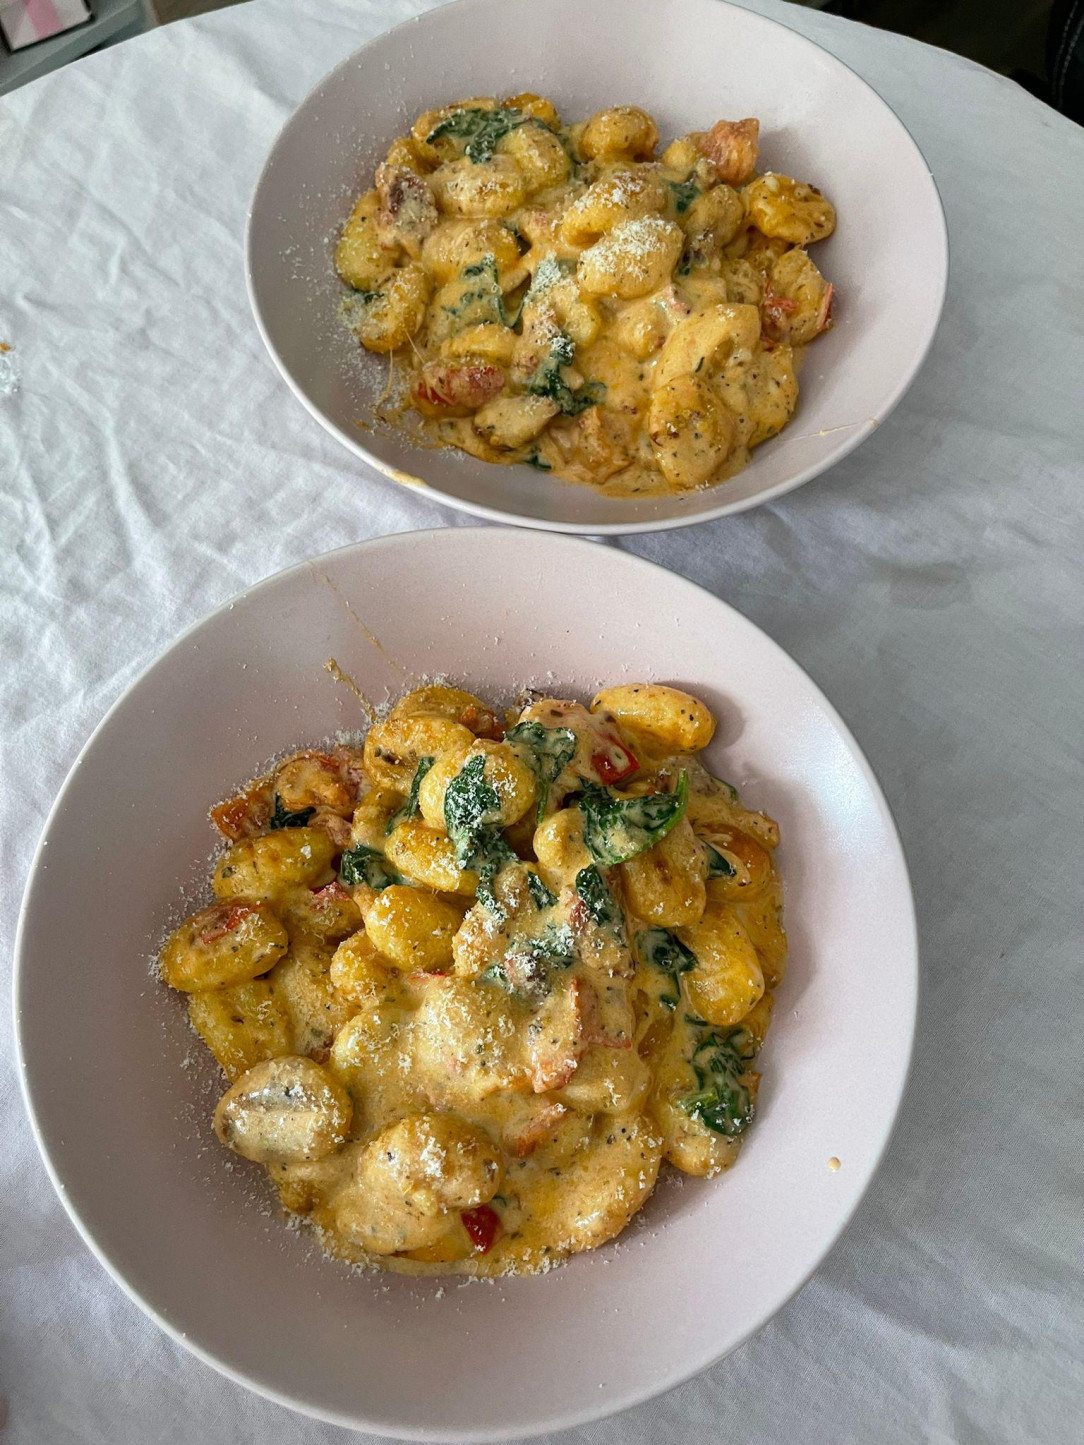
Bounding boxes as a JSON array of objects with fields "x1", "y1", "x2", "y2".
[
  {"x1": 309, "y1": 879, "x2": 350, "y2": 903},
  {"x1": 591, "y1": 740, "x2": 639, "y2": 785},
  {"x1": 461, "y1": 1203, "x2": 502, "y2": 1254},
  {"x1": 198, "y1": 903, "x2": 255, "y2": 945}
]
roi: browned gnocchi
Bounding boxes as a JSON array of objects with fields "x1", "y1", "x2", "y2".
[
  {"x1": 159, "y1": 681, "x2": 785, "y2": 1275},
  {"x1": 333, "y1": 97, "x2": 836, "y2": 498}
]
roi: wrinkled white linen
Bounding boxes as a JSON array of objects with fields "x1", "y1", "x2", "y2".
[{"x1": 1, "y1": 0, "x2": 1082, "y2": 1440}]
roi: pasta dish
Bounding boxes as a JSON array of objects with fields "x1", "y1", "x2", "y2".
[
  {"x1": 334, "y1": 97, "x2": 836, "y2": 497},
  {"x1": 159, "y1": 682, "x2": 786, "y2": 1275}
]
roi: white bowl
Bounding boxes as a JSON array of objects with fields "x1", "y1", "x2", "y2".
[
  {"x1": 15, "y1": 530, "x2": 917, "y2": 1439},
  {"x1": 246, "y1": 0, "x2": 947, "y2": 535}
]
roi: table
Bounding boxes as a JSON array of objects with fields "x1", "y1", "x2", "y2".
[{"x1": 1, "y1": 1, "x2": 1081, "y2": 1441}]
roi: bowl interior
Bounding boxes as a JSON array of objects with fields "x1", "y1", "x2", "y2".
[
  {"x1": 246, "y1": 0, "x2": 946, "y2": 533},
  {"x1": 16, "y1": 530, "x2": 917, "y2": 1439}
]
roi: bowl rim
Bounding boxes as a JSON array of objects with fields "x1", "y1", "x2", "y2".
[
  {"x1": 14, "y1": 528, "x2": 919, "y2": 1439},
  {"x1": 243, "y1": 0, "x2": 949, "y2": 536}
]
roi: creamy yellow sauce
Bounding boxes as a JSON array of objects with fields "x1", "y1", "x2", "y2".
[
  {"x1": 160, "y1": 683, "x2": 787, "y2": 1275},
  {"x1": 332, "y1": 97, "x2": 837, "y2": 498}
]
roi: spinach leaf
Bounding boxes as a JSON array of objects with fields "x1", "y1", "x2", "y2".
[
  {"x1": 425, "y1": 105, "x2": 531, "y2": 164},
  {"x1": 505, "y1": 719, "x2": 577, "y2": 820},
  {"x1": 577, "y1": 771, "x2": 689, "y2": 866},
  {"x1": 444, "y1": 753, "x2": 502, "y2": 863},
  {"x1": 546, "y1": 330, "x2": 576, "y2": 366},
  {"x1": 511, "y1": 922, "x2": 577, "y2": 972},
  {"x1": 485, "y1": 921, "x2": 578, "y2": 1001},
  {"x1": 339, "y1": 292, "x2": 381, "y2": 333},
  {"x1": 338, "y1": 843, "x2": 402, "y2": 891},
  {"x1": 444, "y1": 752, "x2": 516, "y2": 918},
  {"x1": 442, "y1": 254, "x2": 520, "y2": 329},
  {"x1": 385, "y1": 756, "x2": 434, "y2": 835},
  {"x1": 678, "y1": 1022, "x2": 757, "y2": 1137},
  {"x1": 269, "y1": 796, "x2": 315, "y2": 830},
  {"x1": 668, "y1": 178, "x2": 700, "y2": 214},
  {"x1": 524, "y1": 333, "x2": 605, "y2": 416},
  {"x1": 638, "y1": 927, "x2": 697, "y2": 1010},
  {"x1": 524, "y1": 254, "x2": 577, "y2": 301},
  {"x1": 527, "y1": 870, "x2": 558, "y2": 909},
  {"x1": 574, "y1": 865, "x2": 626, "y2": 940},
  {"x1": 474, "y1": 835, "x2": 518, "y2": 919},
  {"x1": 704, "y1": 842, "x2": 737, "y2": 880}
]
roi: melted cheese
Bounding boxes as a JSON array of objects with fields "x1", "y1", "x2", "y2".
[
  {"x1": 162, "y1": 684, "x2": 787, "y2": 1275},
  {"x1": 334, "y1": 99, "x2": 837, "y2": 498}
]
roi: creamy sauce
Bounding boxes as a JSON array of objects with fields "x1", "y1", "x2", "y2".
[
  {"x1": 160, "y1": 683, "x2": 787, "y2": 1275},
  {"x1": 332, "y1": 98, "x2": 837, "y2": 498}
]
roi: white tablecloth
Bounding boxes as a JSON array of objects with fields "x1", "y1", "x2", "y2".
[{"x1": 2, "y1": 0, "x2": 1082, "y2": 1440}]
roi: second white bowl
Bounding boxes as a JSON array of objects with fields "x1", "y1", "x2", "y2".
[
  {"x1": 16, "y1": 529, "x2": 917, "y2": 1438},
  {"x1": 246, "y1": 0, "x2": 948, "y2": 534}
]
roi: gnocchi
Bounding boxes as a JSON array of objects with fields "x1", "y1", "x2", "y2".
[
  {"x1": 159, "y1": 683, "x2": 785, "y2": 1275},
  {"x1": 333, "y1": 99, "x2": 837, "y2": 498}
]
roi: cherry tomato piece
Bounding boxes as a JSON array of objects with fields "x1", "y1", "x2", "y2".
[{"x1": 461, "y1": 1203, "x2": 502, "y2": 1254}]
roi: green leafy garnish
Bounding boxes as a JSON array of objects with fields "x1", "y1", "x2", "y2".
[
  {"x1": 481, "y1": 922, "x2": 575, "y2": 999},
  {"x1": 524, "y1": 255, "x2": 576, "y2": 301},
  {"x1": 444, "y1": 753, "x2": 515, "y2": 918},
  {"x1": 524, "y1": 332, "x2": 605, "y2": 416},
  {"x1": 338, "y1": 844, "x2": 402, "y2": 890},
  {"x1": 678, "y1": 1022, "x2": 757, "y2": 1137},
  {"x1": 474, "y1": 835, "x2": 518, "y2": 918},
  {"x1": 445, "y1": 754, "x2": 502, "y2": 860},
  {"x1": 576, "y1": 772, "x2": 688, "y2": 866},
  {"x1": 574, "y1": 865, "x2": 626, "y2": 941},
  {"x1": 548, "y1": 330, "x2": 576, "y2": 366},
  {"x1": 527, "y1": 870, "x2": 558, "y2": 909},
  {"x1": 524, "y1": 452, "x2": 552, "y2": 471},
  {"x1": 513, "y1": 922, "x2": 577, "y2": 970},
  {"x1": 668, "y1": 179, "x2": 700, "y2": 214},
  {"x1": 269, "y1": 796, "x2": 315, "y2": 830},
  {"x1": 442, "y1": 253, "x2": 520, "y2": 329},
  {"x1": 505, "y1": 720, "x2": 577, "y2": 820},
  {"x1": 385, "y1": 756, "x2": 433, "y2": 835},
  {"x1": 704, "y1": 842, "x2": 737, "y2": 880},
  {"x1": 339, "y1": 292, "x2": 382, "y2": 335},
  {"x1": 425, "y1": 105, "x2": 532, "y2": 163},
  {"x1": 638, "y1": 927, "x2": 697, "y2": 1010}
]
